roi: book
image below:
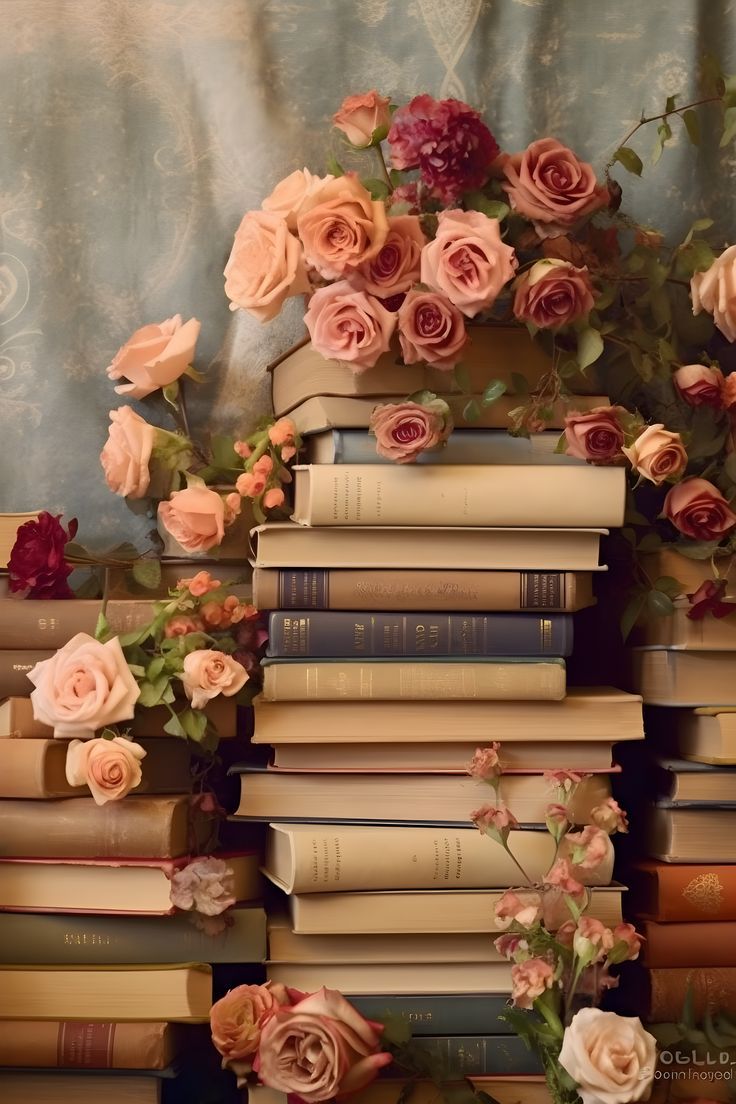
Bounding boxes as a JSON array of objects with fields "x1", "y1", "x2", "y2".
[
  {"x1": 260, "y1": 657, "x2": 567, "y2": 702},
  {"x1": 0, "y1": 695, "x2": 240, "y2": 741},
  {"x1": 0, "y1": 599, "x2": 157, "y2": 649},
  {"x1": 0, "y1": 906, "x2": 267, "y2": 965},
  {"x1": 379, "y1": 1035, "x2": 543, "y2": 1078},
  {"x1": 251, "y1": 522, "x2": 608, "y2": 572},
  {"x1": 630, "y1": 649, "x2": 736, "y2": 706},
  {"x1": 252, "y1": 687, "x2": 643, "y2": 745},
  {"x1": 0, "y1": 852, "x2": 260, "y2": 914},
  {"x1": 234, "y1": 770, "x2": 610, "y2": 826},
  {"x1": 291, "y1": 464, "x2": 626, "y2": 528},
  {"x1": 0, "y1": 1072, "x2": 161, "y2": 1103},
  {"x1": 265, "y1": 960, "x2": 513, "y2": 995},
  {"x1": 305, "y1": 428, "x2": 584, "y2": 466},
  {"x1": 0, "y1": 512, "x2": 39, "y2": 570},
  {"x1": 346, "y1": 994, "x2": 518, "y2": 1035},
  {"x1": 641, "y1": 805, "x2": 736, "y2": 862},
  {"x1": 266, "y1": 611, "x2": 574, "y2": 659},
  {"x1": 0, "y1": 1021, "x2": 178, "y2": 1069},
  {"x1": 287, "y1": 886, "x2": 624, "y2": 934},
  {"x1": 647, "y1": 756, "x2": 736, "y2": 804},
  {"x1": 646, "y1": 706, "x2": 736, "y2": 764},
  {"x1": 639, "y1": 920, "x2": 736, "y2": 967},
  {"x1": 625, "y1": 860, "x2": 736, "y2": 921},
  {"x1": 250, "y1": 1078, "x2": 549, "y2": 1104},
  {"x1": 0, "y1": 650, "x2": 53, "y2": 697},
  {"x1": 263, "y1": 823, "x2": 614, "y2": 894},
  {"x1": 253, "y1": 567, "x2": 596, "y2": 613},
  {"x1": 627, "y1": 965, "x2": 736, "y2": 1022},
  {"x1": 633, "y1": 605, "x2": 736, "y2": 650},
  {"x1": 270, "y1": 740, "x2": 616, "y2": 771},
  {"x1": 0, "y1": 795, "x2": 200, "y2": 859},
  {"x1": 102, "y1": 560, "x2": 250, "y2": 600},
  {"x1": 0, "y1": 964, "x2": 212, "y2": 1022},
  {"x1": 639, "y1": 547, "x2": 734, "y2": 595},
  {"x1": 0, "y1": 738, "x2": 192, "y2": 799}
]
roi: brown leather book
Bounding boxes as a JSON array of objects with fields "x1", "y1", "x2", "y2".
[
  {"x1": 0, "y1": 599, "x2": 156, "y2": 649},
  {"x1": 0, "y1": 1020, "x2": 182, "y2": 1069},
  {"x1": 626, "y1": 860, "x2": 736, "y2": 921},
  {"x1": 644, "y1": 965, "x2": 736, "y2": 1021},
  {"x1": 0, "y1": 695, "x2": 239, "y2": 741},
  {"x1": 640, "y1": 920, "x2": 736, "y2": 967}
]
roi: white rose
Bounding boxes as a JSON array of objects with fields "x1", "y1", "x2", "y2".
[{"x1": 559, "y1": 1008, "x2": 656, "y2": 1104}]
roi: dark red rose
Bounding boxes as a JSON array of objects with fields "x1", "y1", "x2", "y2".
[
  {"x1": 687, "y1": 578, "x2": 736, "y2": 620},
  {"x1": 8, "y1": 512, "x2": 77, "y2": 598}
]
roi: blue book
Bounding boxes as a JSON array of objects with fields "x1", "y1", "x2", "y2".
[
  {"x1": 381, "y1": 1035, "x2": 543, "y2": 1077},
  {"x1": 350, "y1": 994, "x2": 520, "y2": 1035},
  {"x1": 307, "y1": 428, "x2": 582, "y2": 465}
]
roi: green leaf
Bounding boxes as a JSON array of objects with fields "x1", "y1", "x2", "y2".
[
  {"x1": 637, "y1": 532, "x2": 662, "y2": 553},
  {"x1": 389, "y1": 169, "x2": 404, "y2": 188},
  {"x1": 94, "y1": 611, "x2": 111, "y2": 642},
  {"x1": 132, "y1": 558, "x2": 162, "y2": 590},
  {"x1": 683, "y1": 108, "x2": 701, "y2": 145},
  {"x1": 463, "y1": 191, "x2": 510, "y2": 221},
  {"x1": 510, "y1": 372, "x2": 530, "y2": 396},
  {"x1": 620, "y1": 592, "x2": 646, "y2": 642},
  {"x1": 654, "y1": 575, "x2": 685, "y2": 598},
  {"x1": 162, "y1": 382, "x2": 179, "y2": 408},
  {"x1": 554, "y1": 432, "x2": 568, "y2": 455},
  {"x1": 453, "y1": 363, "x2": 471, "y2": 393},
  {"x1": 361, "y1": 177, "x2": 390, "y2": 201},
  {"x1": 721, "y1": 105, "x2": 736, "y2": 147},
  {"x1": 369, "y1": 124, "x2": 389, "y2": 145},
  {"x1": 652, "y1": 120, "x2": 672, "y2": 166},
  {"x1": 674, "y1": 539, "x2": 721, "y2": 560},
  {"x1": 180, "y1": 708, "x2": 208, "y2": 743},
  {"x1": 326, "y1": 154, "x2": 344, "y2": 177},
  {"x1": 137, "y1": 675, "x2": 170, "y2": 708},
  {"x1": 665, "y1": 94, "x2": 678, "y2": 114},
  {"x1": 613, "y1": 146, "x2": 643, "y2": 176},
  {"x1": 182, "y1": 365, "x2": 206, "y2": 383},
  {"x1": 647, "y1": 588, "x2": 675, "y2": 617},
  {"x1": 576, "y1": 327, "x2": 604, "y2": 370},
  {"x1": 380, "y1": 1014, "x2": 412, "y2": 1047},
  {"x1": 481, "y1": 379, "x2": 507, "y2": 406},
  {"x1": 211, "y1": 434, "x2": 240, "y2": 470},
  {"x1": 649, "y1": 287, "x2": 671, "y2": 327},
  {"x1": 146, "y1": 656, "x2": 166, "y2": 681},
  {"x1": 462, "y1": 399, "x2": 481, "y2": 423},
  {"x1": 163, "y1": 711, "x2": 187, "y2": 739}
]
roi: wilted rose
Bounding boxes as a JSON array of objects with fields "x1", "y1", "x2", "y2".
[
  {"x1": 8, "y1": 511, "x2": 76, "y2": 599},
  {"x1": 510, "y1": 957, "x2": 555, "y2": 1009}
]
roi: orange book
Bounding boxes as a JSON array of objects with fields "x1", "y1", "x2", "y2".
[
  {"x1": 640, "y1": 920, "x2": 736, "y2": 967},
  {"x1": 626, "y1": 860, "x2": 736, "y2": 921}
]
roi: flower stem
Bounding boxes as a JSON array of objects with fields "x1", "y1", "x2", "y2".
[
  {"x1": 604, "y1": 95, "x2": 722, "y2": 176},
  {"x1": 375, "y1": 144, "x2": 393, "y2": 191}
]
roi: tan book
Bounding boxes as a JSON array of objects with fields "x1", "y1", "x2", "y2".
[
  {"x1": 633, "y1": 606, "x2": 736, "y2": 650},
  {"x1": 0, "y1": 512, "x2": 40, "y2": 570},
  {"x1": 291, "y1": 464, "x2": 626, "y2": 528},
  {"x1": 643, "y1": 805, "x2": 736, "y2": 862},
  {"x1": 630, "y1": 649, "x2": 736, "y2": 706},
  {"x1": 653, "y1": 707, "x2": 736, "y2": 764},
  {"x1": 0, "y1": 1072, "x2": 160, "y2": 1104},
  {"x1": 0, "y1": 964, "x2": 212, "y2": 1022},
  {"x1": 253, "y1": 567, "x2": 595, "y2": 613},
  {"x1": 640, "y1": 547, "x2": 735, "y2": 594},
  {"x1": 288, "y1": 886, "x2": 624, "y2": 934},
  {"x1": 266, "y1": 959, "x2": 513, "y2": 995},
  {"x1": 263, "y1": 823, "x2": 614, "y2": 894},
  {"x1": 260, "y1": 658, "x2": 566, "y2": 702},
  {"x1": 0, "y1": 695, "x2": 239, "y2": 740},
  {"x1": 252, "y1": 687, "x2": 643, "y2": 745},
  {"x1": 237, "y1": 771, "x2": 609, "y2": 826},
  {"x1": 0, "y1": 1020, "x2": 179, "y2": 1069},
  {"x1": 250, "y1": 1079, "x2": 551, "y2": 1104},
  {"x1": 270, "y1": 740, "x2": 615, "y2": 771},
  {"x1": 0, "y1": 599, "x2": 157, "y2": 649},
  {"x1": 103, "y1": 561, "x2": 251, "y2": 600},
  {"x1": 251, "y1": 523, "x2": 607, "y2": 572}
]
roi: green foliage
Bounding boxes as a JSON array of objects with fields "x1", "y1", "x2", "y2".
[
  {"x1": 647, "y1": 589, "x2": 674, "y2": 617},
  {"x1": 362, "y1": 177, "x2": 390, "y2": 201},
  {"x1": 613, "y1": 146, "x2": 643, "y2": 176},
  {"x1": 326, "y1": 153, "x2": 344, "y2": 177},
  {"x1": 683, "y1": 108, "x2": 701, "y2": 145},
  {"x1": 453, "y1": 364, "x2": 471, "y2": 393},
  {"x1": 463, "y1": 191, "x2": 510, "y2": 221},
  {"x1": 481, "y1": 379, "x2": 507, "y2": 406},
  {"x1": 462, "y1": 399, "x2": 481, "y2": 423},
  {"x1": 132, "y1": 558, "x2": 162, "y2": 590},
  {"x1": 510, "y1": 372, "x2": 530, "y2": 396},
  {"x1": 620, "y1": 591, "x2": 647, "y2": 641},
  {"x1": 162, "y1": 382, "x2": 179, "y2": 408},
  {"x1": 576, "y1": 327, "x2": 604, "y2": 370}
]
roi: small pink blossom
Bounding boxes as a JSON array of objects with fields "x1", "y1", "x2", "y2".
[
  {"x1": 573, "y1": 916, "x2": 615, "y2": 964},
  {"x1": 263, "y1": 487, "x2": 286, "y2": 509},
  {"x1": 494, "y1": 933, "x2": 527, "y2": 959},
  {"x1": 495, "y1": 889, "x2": 543, "y2": 930},
  {"x1": 164, "y1": 615, "x2": 204, "y2": 638},
  {"x1": 609, "y1": 922, "x2": 643, "y2": 963},
  {"x1": 236, "y1": 471, "x2": 267, "y2": 498},
  {"x1": 471, "y1": 803, "x2": 519, "y2": 843},
  {"x1": 565, "y1": 825, "x2": 610, "y2": 871},
  {"x1": 467, "y1": 743, "x2": 501, "y2": 782},
  {"x1": 510, "y1": 957, "x2": 555, "y2": 1009},
  {"x1": 178, "y1": 570, "x2": 222, "y2": 597},
  {"x1": 674, "y1": 363, "x2": 724, "y2": 408},
  {"x1": 590, "y1": 797, "x2": 629, "y2": 835},
  {"x1": 170, "y1": 856, "x2": 236, "y2": 917},
  {"x1": 234, "y1": 441, "x2": 252, "y2": 459},
  {"x1": 268, "y1": 418, "x2": 297, "y2": 448},
  {"x1": 543, "y1": 858, "x2": 585, "y2": 897},
  {"x1": 253, "y1": 454, "x2": 274, "y2": 477}
]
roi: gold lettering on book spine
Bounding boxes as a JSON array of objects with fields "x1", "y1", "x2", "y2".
[{"x1": 682, "y1": 872, "x2": 724, "y2": 914}]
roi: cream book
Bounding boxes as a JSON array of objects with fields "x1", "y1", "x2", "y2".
[
  {"x1": 265, "y1": 960, "x2": 513, "y2": 995},
  {"x1": 643, "y1": 806, "x2": 736, "y2": 863},
  {"x1": 291, "y1": 464, "x2": 626, "y2": 528},
  {"x1": 634, "y1": 606, "x2": 736, "y2": 650},
  {"x1": 270, "y1": 740, "x2": 616, "y2": 771},
  {"x1": 249, "y1": 1080, "x2": 550, "y2": 1104},
  {"x1": 630, "y1": 649, "x2": 736, "y2": 706},
  {"x1": 656, "y1": 708, "x2": 736, "y2": 764}
]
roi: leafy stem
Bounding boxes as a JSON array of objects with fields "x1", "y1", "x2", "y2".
[
  {"x1": 604, "y1": 95, "x2": 722, "y2": 177},
  {"x1": 375, "y1": 143, "x2": 393, "y2": 191}
]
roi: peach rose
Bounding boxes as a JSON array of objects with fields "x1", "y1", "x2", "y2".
[
  {"x1": 158, "y1": 486, "x2": 226, "y2": 553},
  {"x1": 502, "y1": 138, "x2": 609, "y2": 235},
  {"x1": 224, "y1": 210, "x2": 309, "y2": 322},
  {"x1": 333, "y1": 90, "x2": 391, "y2": 147},
  {"x1": 369, "y1": 398, "x2": 452, "y2": 463},
  {"x1": 182, "y1": 649, "x2": 248, "y2": 710},
  {"x1": 28, "y1": 632, "x2": 141, "y2": 740},
  {"x1": 254, "y1": 986, "x2": 392, "y2": 1103},
  {"x1": 65, "y1": 735, "x2": 146, "y2": 805},
  {"x1": 107, "y1": 315, "x2": 200, "y2": 401},
  {"x1": 349, "y1": 215, "x2": 426, "y2": 298},
  {"x1": 622, "y1": 423, "x2": 687, "y2": 485},
  {"x1": 510, "y1": 958, "x2": 555, "y2": 1009},
  {"x1": 297, "y1": 174, "x2": 389, "y2": 279},
  {"x1": 674, "y1": 363, "x2": 724, "y2": 407},
  {"x1": 100, "y1": 407, "x2": 155, "y2": 499},
  {"x1": 304, "y1": 281, "x2": 396, "y2": 372},
  {"x1": 421, "y1": 210, "x2": 517, "y2": 317},
  {"x1": 691, "y1": 244, "x2": 736, "y2": 342},
  {"x1": 559, "y1": 1008, "x2": 656, "y2": 1104},
  {"x1": 397, "y1": 290, "x2": 468, "y2": 369},
  {"x1": 564, "y1": 405, "x2": 626, "y2": 463},
  {"x1": 210, "y1": 982, "x2": 291, "y2": 1064},
  {"x1": 261, "y1": 169, "x2": 334, "y2": 232},
  {"x1": 513, "y1": 259, "x2": 595, "y2": 328},
  {"x1": 663, "y1": 477, "x2": 736, "y2": 541}
]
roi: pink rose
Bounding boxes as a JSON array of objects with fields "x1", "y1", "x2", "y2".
[
  {"x1": 591, "y1": 797, "x2": 629, "y2": 834},
  {"x1": 100, "y1": 407, "x2": 156, "y2": 499},
  {"x1": 565, "y1": 825, "x2": 610, "y2": 871},
  {"x1": 513, "y1": 259, "x2": 595, "y2": 329},
  {"x1": 254, "y1": 986, "x2": 392, "y2": 1103},
  {"x1": 297, "y1": 174, "x2": 389, "y2": 279},
  {"x1": 158, "y1": 486, "x2": 226, "y2": 553},
  {"x1": 663, "y1": 477, "x2": 736, "y2": 541},
  {"x1": 182, "y1": 649, "x2": 248, "y2": 710},
  {"x1": 674, "y1": 363, "x2": 725, "y2": 407},
  {"x1": 28, "y1": 632, "x2": 140, "y2": 740},
  {"x1": 564, "y1": 405, "x2": 626, "y2": 463},
  {"x1": 224, "y1": 210, "x2": 310, "y2": 322},
  {"x1": 106, "y1": 315, "x2": 200, "y2": 401},
  {"x1": 573, "y1": 916, "x2": 615, "y2": 965},
  {"x1": 691, "y1": 243, "x2": 736, "y2": 342},
  {"x1": 304, "y1": 281, "x2": 396, "y2": 372},
  {"x1": 350, "y1": 216, "x2": 426, "y2": 298},
  {"x1": 502, "y1": 138, "x2": 609, "y2": 236},
  {"x1": 333, "y1": 90, "x2": 391, "y2": 147},
  {"x1": 65, "y1": 735, "x2": 146, "y2": 805},
  {"x1": 210, "y1": 982, "x2": 291, "y2": 1065},
  {"x1": 170, "y1": 857, "x2": 236, "y2": 916},
  {"x1": 397, "y1": 290, "x2": 468, "y2": 370},
  {"x1": 421, "y1": 210, "x2": 517, "y2": 317},
  {"x1": 622, "y1": 423, "x2": 688, "y2": 485},
  {"x1": 261, "y1": 169, "x2": 334, "y2": 231},
  {"x1": 467, "y1": 743, "x2": 501, "y2": 782},
  {"x1": 543, "y1": 858, "x2": 585, "y2": 897},
  {"x1": 510, "y1": 958, "x2": 555, "y2": 1009},
  {"x1": 494, "y1": 889, "x2": 543, "y2": 930},
  {"x1": 369, "y1": 398, "x2": 452, "y2": 463}
]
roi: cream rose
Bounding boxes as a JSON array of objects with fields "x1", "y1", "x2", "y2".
[
  {"x1": 420, "y1": 210, "x2": 518, "y2": 317},
  {"x1": 106, "y1": 315, "x2": 200, "y2": 401},
  {"x1": 158, "y1": 486, "x2": 226, "y2": 553},
  {"x1": 210, "y1": 982, "x2": 291, "y2": 1064},
  {"x1": 182, "y1": 649, "x2": 248, "y2": 710},
  {"x1": 691, "y1": 244, "x2": 736, "y2": 342},
  {"x1": 65, "y1": 735, "x2": 146, "y2": 805},
  {"x1": 304, "y1": 281, "x2": 396, "y2": 372},
  {"x1": 623, "y1": 423, "x2": 688, "y2": 485},
  {"x1": 349, "y1": 215, "x2": 426, "y2": 298},
  {"x1": 559, "y1": 1008, "x2": 656, "y2": 1104},
  {"x1": 333, "y1": 90, "x2": 391, "y2": 147},
  {"x1": 297, "y1": 174, "x2": 389, "y2": 279},
  {"x1": 225, "y1": 209, "x2": 309, "y2": 322},
  {"x1": 502, "y1": 138, "x2": 610, "y2": 235},
  {"x1": 100, "y1": 407, "x2": 156, "y2": 499},
  {"x1": 261, "y1": 169, "x2": 334, "y2": 231},
  {"x1": 397, "y1": 290, "x2": 468, "y2": 369},
  {"x1": 28, "y1": 633, "x2": 140, "y2": 740}
]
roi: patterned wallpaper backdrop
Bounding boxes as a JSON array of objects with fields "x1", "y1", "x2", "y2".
[{"x1": 1, "y1": 0, "x2": 734, "y2": 543}]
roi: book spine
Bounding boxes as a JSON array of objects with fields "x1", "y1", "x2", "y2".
[
  {"x1": 647, "y1": 966, "x2": 736, "y2": 1021},
  {"x1": 0, "y1": 600, "x2": 156, "y2": 649},
  {"x1": 267, "y1": 612, "x2": 573, "y2": 658},
  {"x1": 316, "y1": 430, "x2": 575, "y2": 466},
  {"x1": 0, "y1": 651, "x2": 53, "y2": 698},
  {"x1": 642, "y1": 922, "x2": 736, "y2": 967},
  {"x1": 348, "y1": 995, "x2": 515, "y2": 1036},
  {"x1": 0, "y1": 1021, "x2": 172, "y2": 1069},
  {"x1": 381, "y1": 1036, "x2": 543, "y2": 1078},
  {"x1": 648, "y1": 864, "x2": 736, "y2": 921}
]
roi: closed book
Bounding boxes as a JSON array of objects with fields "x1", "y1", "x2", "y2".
[
  {"x1": 271, "y1": 740, "x2": 615, "y2": 771},
  {"x1": 649, "y1": 756, "x2": 736, "y2": 804},
  {"x1": 0, "y1": 695, "x2": 240, "y2": 741},
  {"x1": 251, "y1": 522, "x2": 607, "y2": 572},
  {"x1": 346, "y1": 994, "x2": 517, "y2": 1036},
  {"x1": 266, "y1": 611, "x2": 573, "y2": 659},
  {"x1": 631, "y1": 965, "x2": 736, "y2": 1022},
  {"x1": 263, "y1": 823, "x2": 614, "y2": 893},
  {"x1": 383, "y1": 1036, "x2": 543, "y2": 1078},
  {"x1": 253, "y1": 567, "x2": 595, "y2": 613},
  {"x1": 0, "y1": 599, "x2": 157, "y2": 649},
  {"x1": 235, "y1": 770, "x2": 610, "y2": 827},
  {"x1": 0, "y1": 1021, "x2": 178, "y2": 1069},
  {"x1": 266, "y1": 960, "x2": 513, "y2": 995},
  {"x1": 633, "y1": 605, "x2": 736, "y2": 650},
  {"x1": 625, "y1": 860, "x2": 736, "y2": 921},
  {"x1": 646, "y1": 706, "x2": 736, "y2": 765},
  {"x1": 0, "y1": 651, "x2": 52, "y2": 697},
  {"x1": 0, "y1": 1071, "x2": 161, "y2": 1103},
  {"x1": 640, "y1": 920, "x2": 736, "y2": 967},
  {"x1": 288, "y1": 886, "x2": 623, "y2": 935},
  {"x1": 642, "y1": 805, "x2": 736, "y2": 863},
  {"x1": 306, "y1": 428, "x2": 583, "y2": 466},
  {"x1": 250, "y1": 1078, "x2": 549, "y2": 1104},
  {"x1": 639, "y1": 548, "x2": 734, "y2": 595},
  {"x1": 252, "y1": 687, "x2": 643, "y2": 745},
  {"x1": 0, "y1": 964, "x2": 212, "y2": 1022},
  {"x1": 630, "y1": 649, "x2": 736, "y2": 706},
  {"x1": 0, "y1": 852, "x2": 260, "y2": 915},
  {"x1": 260, "y1": 657, "x2": 566, "y2": 702},
  {"x1": 292, "y1": 464, "x2": 626, "y2": 528},
  {"x1": 0, "y1": 906, "x2": 266, "y2": 965},
  {"x1": 0, "y1": 512, "x2": 40, "y2": 569}
]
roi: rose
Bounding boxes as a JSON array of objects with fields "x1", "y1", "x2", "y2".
[
  {"x1": 28, "y1": 632, "x2": 140, "y2": 740},
  {"x1": 510, "y1": 958, "x2": 554, "y2": 1009},
  {"x1": 333, "y1": 90, "x2": 391, "y2": 147},
  {"x1": 564, "y1": 405, "x2": 626, "y2": 463},
  {"x1": 622, "y1": 423, "x2": 688, "y2": 485},
  {"x1": 170, "y1": 857, "x2": 236, "y2": 916},
  {"x1": 369, "y1": 398, "x2": 452, "y2": 463},
  {"x1": 65, "y1": 735, "x2": 146, "y2": 805},
  {"x1": 349, "y1": 216, "x2": 426, "y2": 299},
  {"x1": 158, "y1": 486, "x2": 226, "y2": 553},
  {"x1": 397, "y1": 290, "x2": 468, "y2": 370},
  {"x1": 723, "y1": 373, "x2": 736, "y2": 409},
  {"x1": 254, "y1": 986, "x2": 392, "y2": 1103},
  {"x1": 687, "y1": 578, "x2": 736, "y2": 620},
  {"x1": 420, "y1": 210, "x2": 517, "y2": 317},
  {"x1": 494, "y1": 889, "x2": 543, "y2": 930},
  {"x1": 224, "y1": 210, "x2": 309, "y2": 322},
  {"x1": 304, "y1": 281, "x2": 396, "y2": 372},
  {"x1": 100, "y1": 407, "x2": 156, "y2": 499},
  {"x1": 513, "y1": 259, "x2": 595, "y2": 328},
  {"x1": 164, "y1": 615, "x2": 203, "y2": 638},
  {"x1": 691, "y1": 243, "x2": 736, "y2": 342},
  {"x1": 559, "y1": 1008, "x2": 657, "y2": 1104},
  {"x1": 663, "y1": 477, "x2": 736, "y2": 540},
  {"x1": 297, "y1": 174, "x2": 389, "y2": 279},
  {"x1": 502, "y1": 138, "x2": 609, "y2": 236},
  {"x1": 210, "y1": 982, "x2": 291, "y2": 1065},
  {"x1": 674, "y1": 363, "x2": 724, "y2": 407},
  {"x1": 261, "y1": 169, "x2": 333, "y2": 231},
  {"x1": 182, "y1": 649, "x2": 248, "y2": 710},
  {"x1": 106, "y1": 315, "x2": 200, "y2": 401},
  {"x1": 8, "y1": 511, "x2": 76, "y2": 599}
]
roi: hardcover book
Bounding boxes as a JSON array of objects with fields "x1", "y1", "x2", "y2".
[
  {"x1": 269, "y1": 740, "x2": 616, "y2": 771},
  {"x1": 0, "y1": 695, "x2": 240, "y2": 741},
  {"x1": 0, "y1": 598, "x2": 157, "y2": 649},
  {"x1": 630, "y1": 649, "x2": 736, "y2": 706},
  {"x1": 0, "y1": 1021, "x2": 179, "y2": 1069},
  {"x1": 251, "y1": 1081, "x2": 550, "y2": 1104},
  {"x1": 265, "y1": 959, "x2": 513, "y2": 995},
  {"x1": 645, "y1": 706, "x2": 736, "y2": 764},
  {"x1": 641, "y1": 805, "x2": 736, "y2": 863},
  {"x1": 305, "y1": 428, "x2": 583, "y2": 466},
  {"x1": 625, "y1": 859, "x2": 736, "y2": 921}
]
